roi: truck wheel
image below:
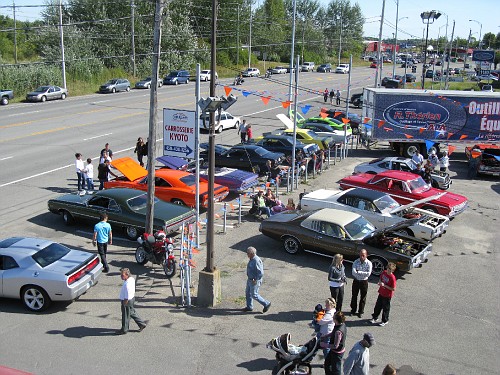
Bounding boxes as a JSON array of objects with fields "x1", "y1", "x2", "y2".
[{"x1": 403, "y1": 144, "x2": 420, "y2": 158}]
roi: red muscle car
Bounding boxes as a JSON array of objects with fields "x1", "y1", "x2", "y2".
[
  {"x1": 465, "y1": 144, "x2": 500, "y2": 177},
  {"x1": 339, "y1": 170, "x2": 468, "y2": 217},
  {"x1": 104, "y1": 157, "x2": 229, "y2": 208}
]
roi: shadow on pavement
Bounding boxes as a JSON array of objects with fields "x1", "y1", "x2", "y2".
[
  {"x1": 46, "y1": 326, "x2": 117, "y2": 338},
  {"x1": 236, "y1": 358, "x2": 276, "y2": 372}
]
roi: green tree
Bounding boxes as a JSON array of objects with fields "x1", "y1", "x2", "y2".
[{"x1": 482, "y1": 32, "x2": 496, "y2": 49}]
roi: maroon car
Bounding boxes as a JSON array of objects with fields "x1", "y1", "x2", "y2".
[{"x1": 339, "y1": 170, "x2": 468, "y2": 217}]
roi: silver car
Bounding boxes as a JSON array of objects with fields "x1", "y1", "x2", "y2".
[
  {"x1": 26, "y1": 85, "x2": 68, "y2": 102},
  {"x1": 0, "y1": 237, "x2": 103, "y2": 312},
  {"x1": 135, "y1": 77, "x2": 163, "y2": 89},
  {"x1": 99, "y1": 78, "x2": 131, "y2": 93}
]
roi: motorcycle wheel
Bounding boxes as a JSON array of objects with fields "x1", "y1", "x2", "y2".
[
  {"x1": 135, "y1": 246, "x2": 148, "y2": 265},
  {"x1": 163, "y1": 259, "x2": 177, "y2": 278}
]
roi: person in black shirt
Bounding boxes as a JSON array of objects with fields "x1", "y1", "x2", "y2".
[{"x1": 98, "y1": 159, "x2": 117, "y2": 190}]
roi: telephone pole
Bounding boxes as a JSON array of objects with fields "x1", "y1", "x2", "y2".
[{"x1": 131, "y1": 0, "x2": 137, "y2": 77}]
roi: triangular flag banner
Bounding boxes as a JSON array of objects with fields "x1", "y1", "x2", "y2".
[
  {"x1": 419, "y1": 127, "x2": 426, "y2": 134},
  {"x1": 229, "y1": 203, "x2": 235, "y2": 211},
  {"x1": 261, "y1": 96, "x2": 271, "y2": 105},
  {"x1": 363, "y1": 117, "x2": 371, "y2": 124},
  {"x1": 383, "y1": 127, "x2": 393, "y2": 132},
  {"x1": 282, "y1": 101, "x2": 291, "y2": 109},
  {"x1": 342, "y1": 118, "x2": 350, "y2": 124},
  {"x1": 447, "y1": 132, "x2": 454, "y2": 140},
  {"x1": 334, "y1": 112, "x2": 342, "y2": 117},
  {"x1": 224, "y1": 86, "x2": 232, "y2": 96},
  {"x1": 434, "y1": 130, "x2": 441, "y2": 139},
  {"x1": 424, "y1": 140, "x2": 434, "y2": 151},
  {"x1": 320, "y1": 112, "x2": 328, "y2": 118},
  {"x1": 404, "y1": 134, "x2": 413, "y2": 139},
  {"x1": 192, "y1": 248, "x2": 200, "y2": 254},
  {"x1": 320, "y1": 107, "x2": 327, "y2": 113},
  {"x1": 471, "y1": 151, "x2": 482, "y2": 158},
  {"x1": 300, "y1": 105, "x2": 312, "y2": 114},
  {"x1": 377, "y1": 120, "x2": 385, "y2": 128},
  {"x1": 242, "y1": 91, "x2": 251, "y2": 97},
  {"x1": 364, "y1": 124, "x2": 372, "y2": 130},
  {"x1": 459, "y1": 134, "x2": 468, "y2": 140},
  {"x1": 448, "y1": 145, "x2": 456, "y2": 156}
]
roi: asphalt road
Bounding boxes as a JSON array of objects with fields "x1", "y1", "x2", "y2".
[{"x1": 0, "y1": 64, "x2": 498, "y2": 375}]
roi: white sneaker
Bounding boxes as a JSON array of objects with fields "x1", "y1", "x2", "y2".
[
  {"x1": 379, "y1": 322, "x2": 388, "y2": 327},
  {"x1": 370, "y1": 319, "x2": 378, "y2": 324}
]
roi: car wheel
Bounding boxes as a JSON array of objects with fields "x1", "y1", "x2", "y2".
[
  {"x1": 171, "y1": 199, "x2": 185, "y2": 206},
  {"x1": 112, "y1": 88, "x2": 116, "y2": 93},
  {"x1": 41, "y1": 96, "x2": 47, "y2": 102},
  {"x1": 1, "y1": 96, "x2": 8, "y2": 105},
  {"x1": 368, "y1": 256, "x2": 387, "y2": 276},
  {"x1": 22, "y1": 285, "x2": 51, "y2": 312},
  {"x1": 422, "y1": 206, "x2": 439, "y2": 214},
  {"x1": 282, "y1": 236, "x2": 302, "y2": 254},
  {"x1": 174, "y1": 80, "x2": 178, "y2": 85},
  {"x1": 61, "y1": 210, "x2": 75, "y2": 225},
  {"x1": 216, "y1": 125, "x2": 223, "y2": 133},
  {"x1": 403, "y1": 144, "x2": 420, "y2": 158},
  {"x1": 185, "y1": 79, "x2": 189, "y2": 84},
  {"x1": 126, "y1": 86, "x2": 130, "y2": 92},
  {"x1": 125, "y1": 226, "x2": 139, "y2": 240},
  {"x1": 61, "y1": 93, "x2": 66, "y2": 100},
  {"x1": 135, "y1": 246, "x2": 149, "y2": 265}
]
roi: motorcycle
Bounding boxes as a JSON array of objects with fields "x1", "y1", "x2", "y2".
[
  {"x1": 265, "y1": 70, "x2": 272, "y2": 78},
  {"x1": 233, "y1": 76, "x2": 244, "y2": 85},
  {"x1": 267, "y1": 333, "x2": 319, "y2": 375},
  {"x1": 135, "y1": 230, "x2": 176, "y2": 278}
]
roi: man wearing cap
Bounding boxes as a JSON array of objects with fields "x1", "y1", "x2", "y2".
[
  {"x1": 428, "y1": 150, "x2": 439, "y2": 171},
  {"x1": 343, "y1": 332, "x2": 375, "y2": 375}
]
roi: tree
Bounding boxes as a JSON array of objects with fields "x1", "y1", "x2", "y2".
[{"x1": 482, "y1": 32, "x2": 496, "y2": 49}]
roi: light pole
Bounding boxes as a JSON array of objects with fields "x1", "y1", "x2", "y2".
[
  {"x1": 393, "y1": 15, "x2": 408, "y2": 78},
  {"x1": 338, "y1": 11, "x2": 343, "y2": 66},
  {"x1": 469, "y1": 19, "x2": 482, "y2": 49},
  {"x1": 420, "y1": 10, "x2": 441, "y2": 89}
]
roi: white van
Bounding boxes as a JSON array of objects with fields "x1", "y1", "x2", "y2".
[{"x1": 301, "y1": 62, "x2": 315, "y2": 72}]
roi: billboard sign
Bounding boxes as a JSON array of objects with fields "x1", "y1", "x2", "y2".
[
  {"x1": 472, "y1": 50, "x2": 495, "y2": 63},
  {"x1": 163, "y1": 109, "x2": 196, "y2": 159}
]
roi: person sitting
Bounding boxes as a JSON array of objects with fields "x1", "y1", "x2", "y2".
[
  {"x1": 286, "y1": 198, "x2": 296, "y2": 211},
  {"x1": 264, "y1": 188, "x2": 277, "y2": 207},
  {"x1": 253, "y1": 190, "x2": 271, "y2": 218}
]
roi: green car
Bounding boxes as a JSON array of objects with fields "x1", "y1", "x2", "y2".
[
  {"x1": 298, "y1": 117, "x2": 353, "y2": 143},
  {"x1": 48, "y1": 188, "x2": 196, "y2": 239}
]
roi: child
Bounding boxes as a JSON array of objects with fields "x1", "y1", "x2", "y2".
[
  {"x1": 84, "y1": 158, "x2": 94, "y2": 191},
  {"x1": 310, "y1": 303, "x2": 325, "y2": 334},
  {"x1": 286, "y1": 198, "x2": 296, "y2": 210}
]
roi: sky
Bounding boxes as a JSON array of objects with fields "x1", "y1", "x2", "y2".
[{"x1": 1, "y1": 0, "x2": 499, "y2": 42}]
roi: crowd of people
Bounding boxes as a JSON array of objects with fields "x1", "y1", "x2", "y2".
[
  {"x1": 411, "y1": 148, "x2": 449, "y2": 184},
  {"x1": 238, "y1": 119, "x2": 253, "y2": 143},
  {"x1": 74, "y1": 143, "x2": 118, "y2": 192},
  {"x1": 323, "y1": 88, "x2": 342, "y2": 105}
]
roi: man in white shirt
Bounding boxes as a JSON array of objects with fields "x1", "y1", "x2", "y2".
[
  {"x1": 75, "y1": 153, "x2": 85, "y2": 191},
  {"x1": 411, "y1": 149, "x2": 424, "y2": 166},
  {"x1": 83, "y1": 158, "x2": 94, "y2": 190},
  {"x1": 350, "y1": 249, "x2": 373, "y2": 318},
  {"x1": 117, "y1": 268, "x2": 146, "y2": 334}
]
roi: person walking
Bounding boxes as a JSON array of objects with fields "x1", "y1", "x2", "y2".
[
  {"x1": 134, "y1": 137, "x2": 146, "y2": 167},
  {"x1": 329, "y1": 89, "x2": 335, "y2": 104},
  {"x1": 439, "y1": 151, "x2": 449, "y2": 172},
  {"x1": 350, "y1": 249, "x2": 372, "y2": 318},
  {"x1": 97, "y1": 159, "x2": 117, "y2": 190},
  {"x1": 343, "y1": 333, "x2": 375, "y2": 375},
  {"x1": 243, "y1": 246, "x2": 271, "y2": 313},
  {"x1": 83, "y1": 158, "x2": 94, "y2": 191},
  {"x1": 238, "y1": 120, "x2": 248, "y2": 143},
  {"x1": 246, "y1": 124, "x2": 253, "y2": 142},
  {"x1": 92, "y1": 212, "x2": 112, "y2": 272},
  {"x1": 336, "y1": 89, "x2": 341, "y2": 106},
  {"x1": 324, "y1": 311, "x2": 347, "y2": 375},
  {"x1": 117, "y1": 267, "x2": 146, "y2": 335},
  {"x1": 323, "y1": 88, "x2": 329, "y2": 103},
  {"x1": 75, "y1": 153, "x2": 85, "y2": 191},
  {"x1": 370, "y1": 263, "x2": 397, "y2": 327},
  {"x1": 328, "y1": 254, "x2": 346, "y2": 312}
]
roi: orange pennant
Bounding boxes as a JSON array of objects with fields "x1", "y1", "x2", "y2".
[
  {"x1": 342, "y1": 118, "x2": 350, "y2": 124},
  {"x1": 383, "y1": 127, "x2": 393, "y2": 132},
  {"x1": 281, "y1": 101, "x2": 291, "y2": 108},
  {"x1": 459, "y1": 134, "x2": 468, "y2": 140},
  {"x1": 230, "y1": 203, "x2": 235, "y2": 211},
  {"x1": 447, "y1": 145, "x2": 456, "y2": 156},
  {"x1": 320, "y1": 112, "x2": 328, "y2": 118},
  {"x1": 404, "y1": 134, "x2": 414, "y2": 139},
  {"x1": 447, "y1": 132, "x2": 454, "y2": 140},
  {"x1": 261, "y1": 96, "x2": 271, "y2": 105},
  {"x1": 419, "y1": 127, "x2": 425, "y2": 134},
  {"x1": 377, "y1": 120, "x2": 385, "y2": 128},
  {"x1": 188, "y1": 260, "x2": 197, "y2": 268},
  {"x1": 471, "y1": 151, "x2": 481, "y2": 158},
  {"x1": 224, "y1": 86, "x2": 232, "y2": 96},
  {"x1": 215, "y1": 213, "x2": 220, "y2": 219},
  {"x1": 334, "y1": 112, "x2": 342, "y2": 117},
  {"x1": 363, "y1": 117, "x2": 371, "y2": 124}
]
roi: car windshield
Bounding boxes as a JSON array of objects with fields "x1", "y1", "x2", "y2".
[
  {"x1": 167, "y1": 72, "x2": 178, "y2": 77},
  {"x1": 201, "y1": 70, "x2": 210, "y2": 74},
  {"x1": 105, "y1": 80, "x2": 117, "y2": 84},
  {"x1": 127, "y1": 193, "x2": 159, "y2": 210},
  {"x1": 32, "y1": 243, "x2": 71, "y2": 268},
  {"x1": 344, "y1": 217, "x2": 376, "y2": 240},
  {"x1": 34, "y1": 86, "x2": 49, "y2": 92},
  {"x1": 252, "y1": 147, "x2": 267, "y2": 156},
  {"x1": 373, "y1": 195, "x2": 400, "y2": 213},
  {"x1": 179, "y1": 174, "x2": 197, "y2": 186},
  {"x1": 143, "y1": 77, "x2": 151, "y2": 81},
  {"x1": 408, "y1": 177, "x2": 430, "y2": 192}
]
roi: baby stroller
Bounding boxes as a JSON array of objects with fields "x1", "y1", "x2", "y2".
[{"x1": 267, "y1": 333, "x2": 319, "y2": 375}]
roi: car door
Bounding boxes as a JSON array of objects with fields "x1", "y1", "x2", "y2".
[
  {"x1": 311, "y1": 220, "x2": 353, "y2": 257},
  {"x1": 47, "y1": 86, "x2": 56, "y2": 100},
  {"x1": 154, "y1": 176, "x2": 174, "y2": 202},
  {"x1": 0, "y1": 254, "x2": 22, "y2": 298},
  {"x1": 53, "y1": 86, "x2": 61, "y2": 99},
  {"x1": 104, "y1": 198, "x2": 126, "y2": 228},
  {"x1": 86, "y1": 196, "x2": 112, "y2": 222},
  {"x1": 223, "y1": 150, "x2": 244, "y2": 169}
]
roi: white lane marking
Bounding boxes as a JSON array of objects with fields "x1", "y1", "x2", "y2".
[
  {"x1": 83, "y1": 133, "x2": 113, "y2": 141},
  {"x1": 0, "y1": 156, "x2": 13, "y2": 161}
]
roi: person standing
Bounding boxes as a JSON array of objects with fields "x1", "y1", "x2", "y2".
[
  {"x1": 134, "y1": 137, "x2": 146, "y2": 167},
  {"x1": 343, "y1": 333, "x2": 375, "y2": 375},
  {"x1": 83, "y1": 158, "x2": 94, "y2": 191},
  {"x1": 324, "y1": 311, "x2": 347, "y2": 375},
  {"x1": 324, "y1": 88, "x2": 329, "y2": 103},
  {"x1": 243, "y1": 246, "x2": 271, "y2": 313},
  {"x1": 350, "y1": 249, "x2": 372, "y2": 318},
  {"x1": 370, "y1": 263, "x2": 397, "y2": 327},
  {"x1": 329, "y1": 89, "x2": 335, "y2": 104},
  {"x1": 75, "y1": 153, "x2": 85, "y2": 191},
  {"x1": 238, "y1": 120, "x2": 248, "y2": 143},
  {"x1": 428, "y1": 150, "x2": 439, "y2": 171},
  {"x1": 101, "y1": 143, "x2": 113, "y2": 159},
  {"x1": 92, "y1": 212, "x2": 112, "y2": 272},
  {"x1": 439, "y1": 151, "x2": 449, "y2": 172},
  {"x1": 328, "y1": 254, "x2": 346, "y2": 312},
  {"x1": 97, "y1": 159, "x2": 117, "y2": 190},
  {"x1": 411, "y1": 149, "x2": 424, "y2": 166},
  {"x1": 336, "y1": 89, "x2": 341, "y2": 106},
  {"x1": 117, "y1": 267, "x2": 146, "y2": 335},
  {"x1": 318, "y1": 298, "x2": 336, "y2": 358},
  {"x1": 246, "y1": 124, "x2": 253, "y2": 142}
]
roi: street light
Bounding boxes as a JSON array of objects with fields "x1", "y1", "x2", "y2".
[
  {"x1": 420, "y1": 10, "x2": 441, "y2": 89},
  {"x1": 393, "y1": 15, "x2": 409, "y2": 78},
  {"x1": 469, "y1": 19, "x2": 483, "y2": 49}
]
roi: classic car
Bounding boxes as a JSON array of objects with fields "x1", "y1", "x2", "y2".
[
  {"x1": 465, "y1": 144, "x2": 500, "y2": 177},
  {"x1": 253, "y1": 134, "x2": 319, "y2": 157},
  {"x1": 0, "y1": 236, "x2": 103, "y2": 311},
  {"x1": 104, "y1": 157, "x2": 229, "y2": 207},
  {"x1": 257, "y1": 128, "x2": 333, "y2": 151},
  {"x1": 241, "y1": 68, "x2": 260, "y2": 77},
  {"x1": 134, "y1": 77, "x2": 163, "y2": 89},
  {"x1": 200, "y1": 143, "x2": 285, "y2": 175},
  {"x1": 353, "y1": 157, "x2": 451, "y2": 190},
  {"x1": 270, "y1": 66, "x2": 287, "y2": 74},
  {"x1": 48, "y1": 188, "x2": 196, "y2": 239},
  {"x1": 339, "y1": 170, "x2": 468, "y2": 217},
  {"x1": 318, "y1": 109, "x2": 361, "y2": 134},
  {"x1": 200, "y1": 111, "x2": 240, "y2": 133},
  {"x1": 259, "y1": 208, "x2": 432, "y2": 276},
  {"x1": 298, "y1": 120, "x2": 352, "y2": 144},
  {"x1": 299, "y1": 188, "x2": 449, "y2": 241},
  {"x1": 26, "y1": 85, "x2": 68, "y2": 102},
  {"x1": 156, "y1": 155, "x2": 259, "y2": 193}
]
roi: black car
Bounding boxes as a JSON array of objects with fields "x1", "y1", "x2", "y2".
[
  {"x1": 350, "y1": 93, "x2": 363, "y2": 108},
  {"x1": 384, "y1": 79, "x2": 403, "y2": 89},
  {"x1": 404, "y1": 73, "x2": 416, "y2": 82},
  {"x1": 200, "y1": 143, "x2": 284, "y2": 175},
  {"x1": 425, "y1": 70, "x2": 434, "y2": 78},
  {"x1": 316, "y1": 64, "x2": 332, "y2": 73},
  {"x1": 254, "y1": 135, "x2": 319, "y2": 157}
]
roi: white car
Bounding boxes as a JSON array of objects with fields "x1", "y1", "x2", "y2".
[
  {"x1": 335, "y1": 64, "x2": 350, "y2": 74},
  {"x1": 299, "y1": 188, "x2": 449, "y2": 241},
  {"x1": 0, "y1": 237, "x2": 103, "y2": 311},
  {"x1": 301, "y1": 62, "x2": 315, "y2": 72},
  {"x1": 270, "y1": 66, "x2": 287, "y2": 74},
  {"x1": 199, "y1": 70, "x2": 218, "y2": 81},
  {"x1": 200, "y1": 111, "x2": 241, "y2": 133},
  {"x1": 241, "y1": 68, "x2": 260, "y2": 77}
]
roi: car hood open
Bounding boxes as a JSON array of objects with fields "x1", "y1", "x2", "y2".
[
  {"x1": 389, "y1": 193, "x2": 445, "y2": 214},
  {"x1": 111, "y1": 157, "x2": 148, "y2": 181}
]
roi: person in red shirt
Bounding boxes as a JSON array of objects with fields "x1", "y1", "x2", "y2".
[{"x1": 370, "y1": 263, "x2": 396, "y2": 327}]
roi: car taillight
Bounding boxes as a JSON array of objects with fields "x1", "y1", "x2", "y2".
[{"x1": 68, "y1": 257, "x2": 99, "y2": 285}]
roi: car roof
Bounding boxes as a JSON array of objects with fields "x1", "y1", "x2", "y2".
[
  {"x1": 309, "y1": 208, "x2": 360, "y2": 226},
  {"x1": 377, "y1": 170, "x2": 418, "y2": 179},
  {"x1": 343, "y1": 187, "x2": 388, "y2": 201},
  {"x1": 93, "y1": 187, "x2": 150, "y2": 200},
  {"x1": 0, "y1": 237, "x2": 53, "y2": 256}
]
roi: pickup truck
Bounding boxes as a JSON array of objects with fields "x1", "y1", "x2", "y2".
[{"x1": 1, "y1": 89, "x2": 14, "y2": 105}]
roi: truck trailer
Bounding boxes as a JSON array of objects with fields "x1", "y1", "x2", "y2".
[{"x1": 361, "y1": 88, "x2": 500, "y2": 157}]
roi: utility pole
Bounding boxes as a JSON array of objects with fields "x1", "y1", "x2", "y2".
[
  {"x1": 338, "y1": 9, "x2": 343, "y2": 66},
  {"x1": 445, "y1": 21, "x2": 455, "y2": 90},
  {"x1": 236, "y1": 5, "x2": 240, "y2": 66},
  {"x1": 131, "y1": 0, "x2": 136, "y2": 77},
  {"x1": 248, "y1": 9, "x2": 252, "y2": 68},
  {"x1": 374, "y1": 0, "x2": 385, "y2": 88},
  {"x1": 13, "y1": 1, "x2": 17, "y2": 64},
  {"x1": 287, "y1": 0, "x2": 297, "y2": 106},
  {"x1": 145, "y1": 0, "x2": 165, "y2": 233},
  {"x1": 392, "y1": 0, "x2": 399, "y2": 78},
  {"x1": 59, "y1": 0, "x2": 67, "y2": 89},
  {"x1": 464, "y1": 29, "x2": 471, "y2": 70}
]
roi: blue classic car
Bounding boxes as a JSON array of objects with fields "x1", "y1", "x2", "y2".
[{"x1": 156, "y1": 156, "x2": 259, "y2": 193}]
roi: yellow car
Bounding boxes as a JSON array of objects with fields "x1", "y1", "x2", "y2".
[{"x1": 255, "y1": 128, "x2": 333, "y2": 150}]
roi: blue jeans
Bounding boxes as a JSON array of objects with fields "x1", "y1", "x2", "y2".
[
  {"x1": 76, "y1": 171, "x2": 85, "y2": 190},
  {"x1": 258, "y1": 206, "x2": 271, "y2": 217},
  {"x1": 86, "y1": 178, "x2": 94, "y2": 190},
  {"x1": 245, "y1": 279, "x2": 269, "y2": 310}
]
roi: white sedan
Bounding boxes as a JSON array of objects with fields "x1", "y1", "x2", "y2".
[
  {"x1": 0, "y1": 237, "x2": 103, "y2": 311},
  {"x1": 199, "y1": 70, "x2": 218, "y2": 81},
  {"x1": 270, "y1": 66, "x2": 287, "y2": 74},
  {"x1": 300, "y1": 187, "x2": 449, "y2": 241},
  {"x1": 200, "y1": 111, "x2": 241, "y2": 133}
]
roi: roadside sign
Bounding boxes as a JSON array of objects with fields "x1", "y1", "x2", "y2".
[
  {"x1": 163, "y1": 109, "x2": 196, "y2": 159},
  {"x1": 472, "y1": 50, "x2": 495, "y2": 63}
]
